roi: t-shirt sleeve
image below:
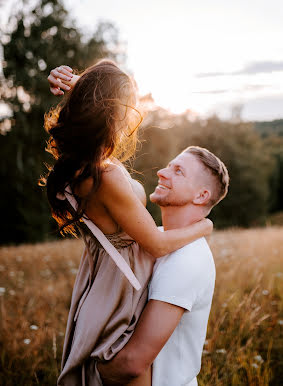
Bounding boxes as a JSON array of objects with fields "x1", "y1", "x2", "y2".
[{"x1": 148, "y1": 243, "x2": 214, "y2": 312}]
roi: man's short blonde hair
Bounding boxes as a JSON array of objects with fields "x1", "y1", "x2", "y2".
[{"x1": 183, "y1": 146, "x2": 229, "y2": 207}]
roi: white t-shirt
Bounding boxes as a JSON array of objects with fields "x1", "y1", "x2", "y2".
[{"x1": 148, "y1": 235, "x2": 215, "y2": 386}]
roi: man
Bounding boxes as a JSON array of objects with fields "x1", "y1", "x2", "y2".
[{"x1": 97, "y1": 146, "x2": 229, "y2": 385}]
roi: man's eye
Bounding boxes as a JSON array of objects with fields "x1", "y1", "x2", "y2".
[{"x1": 176, "y1": 169, "x2": 182, "y2": 175}]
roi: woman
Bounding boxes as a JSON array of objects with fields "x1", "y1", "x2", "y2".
[{"x1": 45, "y1": 60, "x2": 212, "y2": 385}]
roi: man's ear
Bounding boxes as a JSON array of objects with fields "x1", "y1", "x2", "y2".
[{"x1": 193, "y1": 189, "x2": 211, "y2": 205}]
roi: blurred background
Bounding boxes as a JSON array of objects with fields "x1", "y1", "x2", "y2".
[
  {"x1": 0, "y1": 0, "x2": 283, "y2": 243},
  {"x1": 0, "y1": 1, "x2": 282, "y2": 385}
]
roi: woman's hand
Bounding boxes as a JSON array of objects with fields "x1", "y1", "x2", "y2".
[
  {"x1": 47, "y1": 65, "x2": 78, "y2": 96},
  {"x1": 201, "y1": 218, "x2": 213, "y2": 236}
]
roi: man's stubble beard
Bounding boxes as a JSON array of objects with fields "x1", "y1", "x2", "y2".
[{"x1": 150, "y1": 193, "x2": 190, "y2": 207}]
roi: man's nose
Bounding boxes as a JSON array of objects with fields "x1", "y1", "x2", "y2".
[{"x1": 157, "y1": 168, "x2": 169, "y2": 179}]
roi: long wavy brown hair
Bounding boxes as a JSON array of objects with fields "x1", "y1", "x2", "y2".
[{"x1": 40, "y1": 59, "x2": 142, "y2": 237}]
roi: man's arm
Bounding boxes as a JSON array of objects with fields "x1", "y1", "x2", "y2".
[{"x1": 97, "y1": 299, "x2": 185, "y2": 385}]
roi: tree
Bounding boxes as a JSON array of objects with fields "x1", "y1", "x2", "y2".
[
  {"x1": 253, "y1": 120, "x2": 283, "y2": 213},
  {"x1": 179, "y1": 117, "x2": 274, "y2": 227},
  {"x1": 0, "y1": 0, "x2": 122, "y2": 244},
  {"x1": 134, "y1": 111, "x2": 274, "y2": 228}
]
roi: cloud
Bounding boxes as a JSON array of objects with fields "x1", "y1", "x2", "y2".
[
  {"x1": 238, "y1": 61, "x2": 283, "y2": 75},
  {"x1": 202, "y1": 94, "x2": 283, "y2": 121},
  {"x1": 242, "y1": 84, "x2": 270, "y2": 91},
  {"x1": 196, "y1": 61, "x2": 283, "y2": 78},
  {"x1": 193, "y1": 89, "x2": 229, "y2": 94},
  {"x1": 193, "y1": 84, "x2": 270, "y2": 95}
]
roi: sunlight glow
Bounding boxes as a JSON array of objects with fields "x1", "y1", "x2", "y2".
[{"x1": 4, "y1": 0, "x2": 282, "y2": 121}]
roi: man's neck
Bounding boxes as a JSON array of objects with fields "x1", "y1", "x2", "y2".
[{"x1": 161, "y1": 205, "x2": 205, "y2": 231}]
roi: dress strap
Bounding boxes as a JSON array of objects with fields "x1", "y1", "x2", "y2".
[{"x1": 57, "y1": 185, "x2": 141, "y2": 291}]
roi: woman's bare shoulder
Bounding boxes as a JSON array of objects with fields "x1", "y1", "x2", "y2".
[
  {"x1": 100, "y1": 162, "x2": 131, "y2": 191},
  {"x1": 73, "y1": 162, "x2": 130, "y2": 200}
]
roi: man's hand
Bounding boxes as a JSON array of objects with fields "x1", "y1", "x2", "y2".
[{"x1": 47, "y1": 65, "x2": 76, "y2": 96}]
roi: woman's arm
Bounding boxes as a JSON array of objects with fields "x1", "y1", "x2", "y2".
[
  {"x1": 87, "y1": 164, "x2": 212, "y2": 259},
  {"x1": 47, "y1": 65, "x2": 80, "y2": 95}
]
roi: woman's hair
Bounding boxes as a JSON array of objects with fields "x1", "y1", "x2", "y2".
[{"x1": 40, "y1": 59, "x2": 142, "y2": 237}]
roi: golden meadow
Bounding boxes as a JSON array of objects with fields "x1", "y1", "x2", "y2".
[{"x1": 0, "y1": 227, "x2": 282, "y2": 385}]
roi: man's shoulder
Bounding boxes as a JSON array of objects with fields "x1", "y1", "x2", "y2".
[
  {"x1": 155, "y1": 236, "x2": 214, "y2": 276},
  {"x1": 173, "y1": 237, "x2": 212, "y2": 260},
  {"x1": 150, "y1": 235, "x2": 215, "y2": 309}
]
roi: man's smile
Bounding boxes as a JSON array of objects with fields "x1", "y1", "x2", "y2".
[{"x1": 156, "y1": 182, "x2": 171, "y2": 191}]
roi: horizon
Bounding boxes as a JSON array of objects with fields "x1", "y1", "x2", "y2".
[{"x1": 1, "y1": 0, "x2": 283, "y2": 122}]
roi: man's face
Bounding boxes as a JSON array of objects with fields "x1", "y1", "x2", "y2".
[{"x1": 150, "y1": 152, "x2": 207, "y2": 207}]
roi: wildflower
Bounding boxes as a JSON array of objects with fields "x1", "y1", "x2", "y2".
[
  {"x1": 262, "y1": 290, "x2": 269, "y2": 296},
  {"x1": 252, "y1": 363, "x2": 259, "y2": 369},
  {"x1": 254, "y1": 355, "x2": 264, "y2": 363},
  {"x1": 23, "y1": 339, "x2": 31, "y2": 345},
  {"x1": 202, "y1": 350, "x2": 209, "y2": 355},
  {"x1": 0, "y1": 287, "x2": 6, "y2": 296},
  {"x1": 9, "y1": 289, "x2": 16, "y2": 296},
  {"x1": 40, "y1": 269, "x2": 52, "y2": 278},
  {"x1": 204, "y1": 339, "x2": 209, "y2": 346},
  {"x1": 9, "y1": 271, "x2": 15, "y2": 277},
  {"x1": 216, "y1": 349, "x2": 227, "y2": 354},
  {"x1": 30, "y1": 325, "x2": 39, "y2": 330},
  {"x1": 278, "y1": 320, "x2": 283, "y2": 325},
  {"x1": 17, "y1": 278, "x2": 24, "y2": 288}
]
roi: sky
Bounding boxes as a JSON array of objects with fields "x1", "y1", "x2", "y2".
[{"x1": 2, "y1": 0, "x2": 283, "y2": 121}]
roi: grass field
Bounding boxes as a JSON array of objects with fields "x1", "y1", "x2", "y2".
[{"x1": 0, "y1": 227, "x2": 282, "y2": 385}]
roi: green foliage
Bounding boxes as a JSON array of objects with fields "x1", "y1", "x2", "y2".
[
  {"x1": 262, "y1": 135, "x2": 283, "y2": 213},
  {"x1": 0, "y1": 0, "x2": 121, "y2": 244},
  {"x1": 134, "y1": 112, "x2": 276, "y2": 228},
  {"x1": 254, "y1": 119, "x2": 283, "y2": 137},
  {"x1": 253, "y1": 120, "x2": 283, "y2": 213}
]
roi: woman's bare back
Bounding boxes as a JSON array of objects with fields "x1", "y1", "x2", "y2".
[{"x1": 75, "y1": 161, "x2": 147, "y2": 235}]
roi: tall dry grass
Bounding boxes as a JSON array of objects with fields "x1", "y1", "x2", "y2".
[
  {"x1": 0, "y1": 227, "x2": 282, "y2": 385},
  {"x1": 199, "y1": 227, "x2": 283, "y2": 386}
]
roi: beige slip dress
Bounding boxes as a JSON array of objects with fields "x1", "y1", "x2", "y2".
[{"x1": 57, "y1": 185, "x2": 154, "y2": 386}]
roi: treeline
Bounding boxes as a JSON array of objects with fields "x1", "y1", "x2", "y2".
[
  {"x1": 1, "y1": 0, "x2": 283, "y2": 245},
  {"x1": 133, "y1": 109, "x2": 283, "y2": 228},
  {"x1": 254, "y1": 119, "x2": 283, "y2": 137}
]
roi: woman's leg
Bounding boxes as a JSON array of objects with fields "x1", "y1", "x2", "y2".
[{"x1": 127, "y1": 366, "x2": 151, "y2": 386}]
